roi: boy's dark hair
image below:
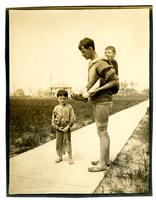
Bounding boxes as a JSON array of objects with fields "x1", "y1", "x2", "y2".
[
  {"x1": 78, "y1": 37, "x2": 95, "y2": 50},
  {"x1": 57, "y1": 90, "x2": 68, "y2": 97},
  {"x1": 105, "y1": 46, "x2": 116, "y2": 54}
]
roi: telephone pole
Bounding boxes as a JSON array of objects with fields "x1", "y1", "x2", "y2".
[{"x1": 50, "y1": 75, "x2": 53, "y2": 99}]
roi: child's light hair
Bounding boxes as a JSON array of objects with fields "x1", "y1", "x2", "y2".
[{"x1": 105, "y1": 46, "x2": 116, "y2": 54}]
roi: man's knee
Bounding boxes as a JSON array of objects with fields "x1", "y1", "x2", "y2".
[{"x1": 96, "y1": 122, "x2": 108, "y2": 136}]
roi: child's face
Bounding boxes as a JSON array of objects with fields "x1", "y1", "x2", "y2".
[
  {"x1": 58, "y1": 96, "x2": 68, "y2": 106},
  {"x1": 105, "y1": 49, "x2": 115, "y2": 61}
]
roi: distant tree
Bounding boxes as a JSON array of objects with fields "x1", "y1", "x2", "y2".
[
  {"x1": 120, "y1": 81, "x2": 128, "y2": 96},
  {"x1": 141, "y1": 88, "x2": 149, "y2": 97},
  {"x1": 29, "y1": 88, "x2": 32, "y2": 96},
  {"x1": 130, "y1": 81, "x2": 137, "y2": 89},
  {"x1": 126, "y1": 88, "x2": 138, "y2": 96},
  {"x1": 37, "y1": 89, "x2": 43, "y2": 97}
]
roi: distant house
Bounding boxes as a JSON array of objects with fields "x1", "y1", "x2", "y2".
[
  {"x1": 42, "y1": 83, "x2": 72, "y2": 98},
  {"x1": 13, "y1": 89, "x2": 25, "y2": 97}
]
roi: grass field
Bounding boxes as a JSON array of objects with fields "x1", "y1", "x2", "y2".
[{"x1": 9, "y1": 96, "x2": 148, "y2": 157}]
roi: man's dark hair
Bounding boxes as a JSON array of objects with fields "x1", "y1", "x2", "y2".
[
  {"x1": 78, "y1": 37, "x2": 95, "y2": 50},
  {"x1": 57, "y1": 90, "x2": 68, "y2": 97}
]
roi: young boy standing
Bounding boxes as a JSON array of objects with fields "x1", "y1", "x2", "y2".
[{"x1": 52, "y1": 90, "x2": 76, "y2": 164}]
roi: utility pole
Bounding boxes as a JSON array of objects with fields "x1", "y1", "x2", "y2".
[
  {"x1": 50, "y1": 75, "x2": 53, "y2": 99},
  {"x1": 29, "y1": 87, "x2": 32, "y2": 97}
]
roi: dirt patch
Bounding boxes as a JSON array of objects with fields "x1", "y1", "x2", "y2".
[{"x1": 94, "y1": 108, "x2": 151, "y2": 195}]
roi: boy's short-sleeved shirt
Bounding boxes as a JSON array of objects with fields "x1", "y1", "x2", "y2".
[{"x1": 52, "y1": 104, "x2": 76, "y2": 128}]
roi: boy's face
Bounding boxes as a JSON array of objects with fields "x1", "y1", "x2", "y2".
[
  {"x1": 80, "y1": 46, "x2": 93, "y2": 60},
  {"x1": 105, "y1": 49, "x2": 115, "y2": 61},
  {"x1": 58, "y1": 96, "x2": 68, "y2": 106}
]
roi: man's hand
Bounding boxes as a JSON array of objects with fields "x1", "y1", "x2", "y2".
[
  {"x1": 82, "y1": 91, "x2": 90, "y2": 98},
  {"x1": 88, "y1": 90, "x2": 97, "y2": 96},
  {"x1": 71, "y1": 93, "x2": 88, "y2": 102}
]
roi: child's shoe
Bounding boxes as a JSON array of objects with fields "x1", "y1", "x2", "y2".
[
  {"x1": 55, "y1": 157, "x2": 62, "y2": 163},
  {"x1": 69, "y1": 159, "x2": 74, "y2": 165}
]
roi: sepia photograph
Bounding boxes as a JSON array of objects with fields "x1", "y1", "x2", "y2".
[{"x1": 6, "y1": 5, "x2": 152, "y2": 197}]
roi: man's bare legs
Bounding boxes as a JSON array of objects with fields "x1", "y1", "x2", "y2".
[
  {"x1": 88, "y1": 102, "x2": 112, "y2": 172},
  {"x1": 98, "y1": 129, "x2": 110, "y2": 166}
]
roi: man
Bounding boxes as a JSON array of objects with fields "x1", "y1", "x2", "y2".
[{"x1": 78, "y1": 38, "x2": 119, "y2": 172}]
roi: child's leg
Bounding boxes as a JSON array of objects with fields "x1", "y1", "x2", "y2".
[
  {"x1": 66, "y1": 132, "x2": 74, "y2": 164},
  {"x1": 55, "y1": 131, "x2": 63, "y2": 163},
  {"x1": 68, "y1": 151, "x2": 73, "y2": 164}
]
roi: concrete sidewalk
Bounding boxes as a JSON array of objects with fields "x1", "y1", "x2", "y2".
[{"x1": 9, "y1": 100, "x2": 149, "y2": 194}]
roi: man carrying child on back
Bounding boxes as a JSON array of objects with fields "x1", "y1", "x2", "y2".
[{"x1": 72, "y1": 37, "x2": 119, "y2": 172}]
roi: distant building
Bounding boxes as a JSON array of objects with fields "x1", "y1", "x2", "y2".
[
  {"x1": 13, "y1": 89, "x2": 25, "y2": 97},
  {"x1": 42, "y1": 83, "x2": 72, "y2": 98}
]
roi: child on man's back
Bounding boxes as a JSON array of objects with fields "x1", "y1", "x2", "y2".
[{"x1": 104, "y1": 45, "x2": 119, "y2": 76}]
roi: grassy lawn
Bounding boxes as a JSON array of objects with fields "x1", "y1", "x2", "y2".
[
  {"x1": 9, "y1": 96, "x2": 148, "y2": 157},
  {"x1": 94, "y1": 108, "x2": 150, "y2": 194}
]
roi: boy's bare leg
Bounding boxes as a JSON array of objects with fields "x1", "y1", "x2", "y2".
[{"x1": 68, "y1": 152, "x2": 74, "y2": 164}]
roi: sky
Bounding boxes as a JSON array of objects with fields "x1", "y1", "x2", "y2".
[{"x1": 9, "y1": 7, "x2": 150, "y2": 94}]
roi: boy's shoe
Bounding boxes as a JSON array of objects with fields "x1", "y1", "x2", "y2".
[
  {"x1": 71, "y1": 93, "x2": 88, "y2": 102},
  {"x1": 69, "y1": 159, "x2": 74, "y2": 165},
  {"x1": 55, "y1": 157, "x2": 62, "y2": 163}
]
